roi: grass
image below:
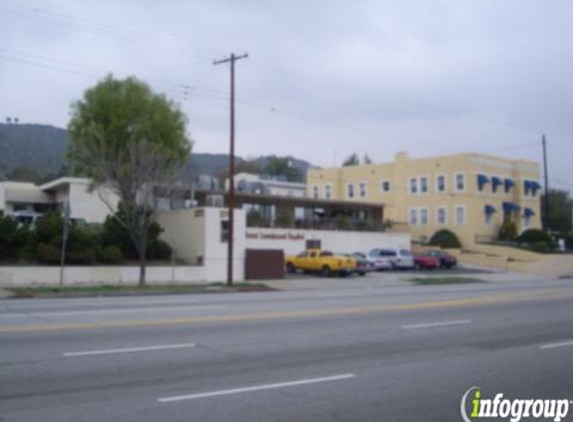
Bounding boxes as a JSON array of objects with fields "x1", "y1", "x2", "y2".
[
  {"x1": 6, "y1": 282, "x2": 274, "y2": 298},
  {"x1": 407, "y1": 276, "x2": 485, "y2": 285}
]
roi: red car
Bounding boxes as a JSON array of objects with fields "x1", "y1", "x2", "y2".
[{"x1": 413, "y1": 253, "x2": 440, "y2": 270}]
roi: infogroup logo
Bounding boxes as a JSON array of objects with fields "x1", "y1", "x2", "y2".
[{"x1": 461, "y1": 387, "x2": 571, "y2": 422}]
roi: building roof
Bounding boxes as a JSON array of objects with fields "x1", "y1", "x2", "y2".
[
  {"x1": 39, "y1": 177, "x2": 91, "y2": 191},
  {"x1": 194, "y1": 188, "x2": 385, "y2": 210}
]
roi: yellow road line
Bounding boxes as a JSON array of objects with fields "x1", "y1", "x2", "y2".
[{"x1": 1, "y1": 288, "x2": 573, "y2": 334}]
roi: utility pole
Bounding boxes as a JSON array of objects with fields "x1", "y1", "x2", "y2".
[
  {"x1": 542, "y1": 134, "x2": 550, "y2": 232},
  {"x1": 214, "y1": 52, "x2": 248, "y2": 287}
]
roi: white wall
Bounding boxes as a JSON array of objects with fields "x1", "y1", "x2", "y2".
[
  {"x1": 0, "y1": 265, "x2": 219, "y2": 287},
  {"x1": 245, "y1": 227, "x2": 411, "y2": 256},
  {"x1": 158, "y1": 207, "x2": 246, "y2": 282},
  {"x1": 68, "y1": 182, "x2": 118, "y2": 223}
]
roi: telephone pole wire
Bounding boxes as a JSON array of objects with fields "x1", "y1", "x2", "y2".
[
  {"x1": 542, "y1": 134, "x2": 550, "y2": 231},
  {"x1": 214, "y1": 52, "x2": 248, "y2": 287}
]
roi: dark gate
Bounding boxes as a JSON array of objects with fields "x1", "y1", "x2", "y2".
[{"x1": 245, "y1": 249, "x2": 285, "y2": 280}]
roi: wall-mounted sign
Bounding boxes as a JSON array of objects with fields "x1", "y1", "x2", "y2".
[{"x1": 246, "y1": 231, "x2": 306, "y2": 241}]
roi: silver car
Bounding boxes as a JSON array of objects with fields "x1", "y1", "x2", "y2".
[{"x1": 369, "y1": 248, "x2": 415, "y2": 270}]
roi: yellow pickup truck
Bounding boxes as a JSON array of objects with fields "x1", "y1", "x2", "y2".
[{"x1": 285, "y1": 249, "x2": 357, "y2": 277}]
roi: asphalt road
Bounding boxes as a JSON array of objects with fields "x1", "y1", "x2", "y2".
[{"x1": 1, "y1": 275, "x2": 573, "y2": 422}]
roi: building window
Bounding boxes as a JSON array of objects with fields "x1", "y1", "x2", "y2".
[
  {"x1": 324, "y1": 185, "x2": 331, "y2": 199},
  {"x1": 523, "y1": 215, "x2": 531, "y2": 229},
  {"x1": 409, "y1": 177, "x2": 418, "y2": 194},
  {"x1": 436, "y1": 175, "x2": 446, "y2": 193},
  {"x1": 455, "y1": 173, "x2": 465, "y2": 192},
  {"x1": 409, "y1": 208, "x2": 418, "y2": 226},
  {"x1": 420, "y1": 207, "x2": 429, "y2": 226},
  {"x1": 485, "y1": 212, "x2": 494, "y2": 226},
  {"x1": 220, "y1": 220, "x2": 229, "y2": 242},
  {"x1": 381, "y1": 180, "x2": 391, "y2": 192},
  {"x1": 359, "y1": 182, "x2": 366, "y2": 198},
  {"x1": 312, "y1": 186, "x2": 319, "y2": 199},
  {"x1": 436, "y1": 206, "x2": 447, "y2": 225},
  {"x1": 420, "y1": 176, "x2": 428, "y2": 193},
  {"x1": 347, "y1": 183, "x2": 354, "y2": 199},
  {"x1": 455, "y1": 205, "x2": 466, "y2": 226}
]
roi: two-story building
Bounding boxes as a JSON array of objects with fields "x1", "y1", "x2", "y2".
[{"x1": 307, "y1": 152, "x2": 542, "y2": 247}]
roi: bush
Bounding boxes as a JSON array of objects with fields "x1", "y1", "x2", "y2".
[
  {"x1": 35, "y1": 211, "x2": 63, "y2": 243},
  {"x1": 0, "y1": 216, "x2": 35, "y2": 261},
  {"x1": 429, "y1": 229, "x2": 461, "y2": 249},
  {"x1": 275, "y1": 212, "x2": 293, "y2": 228},
  {"x1": 36, "y1": 242, "x2": 61, "y2": 264},
  {"x1": 99, "y1": 245, "x2": 123, "y2": 264},
  {"x1": 517, "y1": 229, "x2": 555, "y2": 250},
  {"x1": 100, "y1": 209, "x2": 171, "y2": 260},
  {"x1": 335, "y1": 214, "x2": 351, "y2": 230},
  {"x1": 152, "y1": 240, "x2": 172, "y2": 260},
  {"x1": 246, "y1": 209, "x2": 265, "y2": 227},
  {"x1": 498, "y1": 220, "x2": 518, "y2": 241}
]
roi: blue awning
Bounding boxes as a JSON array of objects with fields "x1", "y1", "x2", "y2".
[
  {"x1": 530, "y1": 181, "x2": 542, "y2": 191},
  {"x1": 524, "y1": 207, "x2": 535, "y2": 217},
  {"x1": 477, "y1": 174, "x2": 490, "y2": 189},
  {"x1": 503, "y1": 202, "x2": 520, "y2": 212},
  {"x1": 492, "y1": 177, "x2": 503, "y2": 187},
  {"x1": 504, "y1": 178, "x2": 515, "y2": 191},
  {"x1": 485, "y1": 205, "x2": 497, "y2": 214}
]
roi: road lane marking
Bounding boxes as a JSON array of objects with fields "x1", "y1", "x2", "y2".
[
  {"x1": 63, "y1": 342, "x2": 197, "y2": 357},
  {"x1": 158, "y1": 374, "x2": 355, "y2": 403},
  {"x1": 0, "y1": 305, "x2": 225, "y2": 318},
  {"x1": 402, "y1": 319, "x2": 472, "y2": 330},
  {"x1": 2, "y1": 288, "x2": 573, "y2": 333},
  {"x1": 539, "y1": 340, "x2": 573, "y2": 350}
]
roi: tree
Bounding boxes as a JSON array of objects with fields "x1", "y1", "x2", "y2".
[
  {"x1": 363, "y1": 154, "x2": 373, "y2": 164},
  {"x1": 541, "y1": 189, "x2": 572, "y2": 233},
  {"x1": 429, "y1": 229, "x2": 461, "y2": 248},
  {"x1": 262, "y1": 156, "x2": 302, "y2": 182},
  {"x1": 67, "y1": 75, "x2": 191, "y2": 285},
  {"x1": 342, "y1": 152, "x2": 360, "y2": 167}
]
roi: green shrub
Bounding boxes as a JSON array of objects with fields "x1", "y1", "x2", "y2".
[
  {"x1": 429, "y1": 229, "x2": 461, "y2": 248},
  {"x1": 152, "y1": 240, "x2": 172, "y2": 260},
  {"x1": 100, "y1": 207, "x2": 171, "y2": 260},
  {"x1": 498, "y1": 220, "x2": 518, "y2": 241},
  {"x1": 335, "y1": 214, "x2": 351, "y2": 230},
  {"x1": 35, "y1": 211, "x2": 63, "y2": 243},
  {"x1": 99, "y1": 245, "x2": 123, "y2": 264},
  {"x1": 246, "y1": 209, "x2": 265, "y2": 227},
  {"x1": 517, "y1": 229, "x2": 554, "y2": 247},
  {"x1": 275, "y1": 212, "x2": 293, "y2": 228},
  {"x1": 530, "y1": 241, "x2": 551, "y2": 253},
  {"x1": 0, "y1": 216, "x2": 35, "y2": 261},
  {"x1": 36, "y1": 243, "x2": 61, "y2": 264}
]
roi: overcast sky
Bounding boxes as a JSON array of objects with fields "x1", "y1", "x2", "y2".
[{"x1": 0, "y1": 0, "x2": 571, "y2": 191}]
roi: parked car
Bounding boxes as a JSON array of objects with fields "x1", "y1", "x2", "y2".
[
  {"x1": 367, "y1": 249, "x2": 395, "y2": 270},
  {"x1": 413, "y1": 252, "x2": 440, "y2": 270},
  {"x1": 349, "y1": 252, "x2": 377, "y2": 275},
  {"x1": 369, "y1": 248, "x2": 415, "y2": 270},
  {"x1": 420, "y1": 250, "x2": 458, "y2": 269},
  {"x1": 285, "y1": 249, "x2": 357, "y2": 277}
]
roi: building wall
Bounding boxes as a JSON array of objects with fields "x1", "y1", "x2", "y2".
[
  {"x1": 66, "y1": 182, "x2": 118, "y2": 223},
  {"x1": 307, "y1": 152, "x2": 541, "y2": 246},
  {"x1": 158, "y1": 207, "x2": 245, "y2": 282}
]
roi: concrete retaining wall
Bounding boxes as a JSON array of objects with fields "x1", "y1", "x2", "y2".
[{"x1": 0, "y1": 265, "x2": 221, "y2": 287}]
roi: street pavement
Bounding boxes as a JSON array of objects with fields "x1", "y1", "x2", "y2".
[{"x1": 1, "y1": 274, "x2": 573, "y2": 421}]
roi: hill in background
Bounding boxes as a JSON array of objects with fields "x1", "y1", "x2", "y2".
[{"x1": 0, "y1": 123, "x2": 314, "y2": 183}]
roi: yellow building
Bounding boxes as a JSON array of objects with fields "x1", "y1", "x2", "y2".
[{"x1": 307, "y1": 152, "x2": 542, "y2": 246}]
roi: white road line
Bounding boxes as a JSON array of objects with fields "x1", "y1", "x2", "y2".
[
  {"x1": 158, "y1": 373, "x2": 356, "y2": 403},
  {"x1": 0, "y1": 305, "x2": 224, "y2": 318},
  {"x1": 402, "y1": 319, "x2": 472, "y2": 330},
  {"x1": 63, "y1": 342, "x2": 197, "y2": 357},
  {"x1": 539, "y1": 340, "x2": 573, "y2": 350}
]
